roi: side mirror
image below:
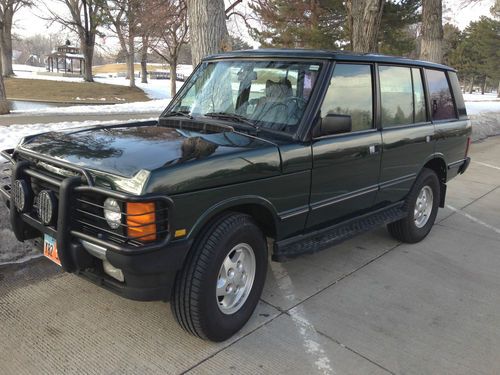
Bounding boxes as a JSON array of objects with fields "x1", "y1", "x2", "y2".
[{"x1": 315, "y1": 113, "x2": 352, "y2": 137}]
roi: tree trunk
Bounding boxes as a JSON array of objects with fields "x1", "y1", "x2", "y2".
[
  {"x1": 497, "y1": 80, "x2": 500, "y2": 98},
  {"x1": 469, "y1": 76, "x2": 475, "y2": 94},
  {"x1": 169, "y1": 62, "x2": 177, "y2": 98},
  {"x1": 81, "y1": 43, "x2": 95, "y2": 82},
  {"x1": 128, "y1": 31, "x2": 135, "y2": 88},
  {"x1": 141, "y1": 36, "x2": 148, "y2": 84},
  {"x1": 0, "y1": 55, "x2": 9, "y2": 115},
  {"x1": 1, "y1": 7, "x2": 15, "y2": 77},
  {"x1": 345, "y1": 0, "x2": 384, "y2": 53},
  {"x1": 420, "y1": 0, "x2": 443, "y2": 63},
  {"x1": 187, "y1": 0, "x2": 231, "y2": 66},
  {"x1": 481, "y1": 77, "x2": 486, "y2": 95}
]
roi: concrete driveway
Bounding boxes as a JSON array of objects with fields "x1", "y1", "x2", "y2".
[{"x1": 1, "y1": 137, "x2": 499, "y2": 375}]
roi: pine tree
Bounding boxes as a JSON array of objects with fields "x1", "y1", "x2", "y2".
[
  {"x1": 379, "y1": 0, "x2": 420, "y2": 56},
  {"x1": 249, "y1": 0, "x2": 346, "y2": 50}
]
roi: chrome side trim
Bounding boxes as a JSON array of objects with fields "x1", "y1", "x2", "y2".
[
  {"x1": 379, "y1": 173, "x2": 416, "y2": 190},
  {"x1": 278, "y1": 205, "x2": 310, "y2": 220},
  {"x1": 311, "y1": 185, "x2": 379, "y2": 211}
]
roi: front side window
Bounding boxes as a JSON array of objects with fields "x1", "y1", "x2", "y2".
[
  {"x1": 168, "y1": 60, "x2": 322, "y2": 133},
  {"x1": 425, "y1": 69, "x2": 457, "y2": 121},
  {"x1": 320, "y1": 64, "x2": 373, "y2": 132}
]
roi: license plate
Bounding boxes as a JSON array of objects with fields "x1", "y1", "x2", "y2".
[{"x1": 43, "y1": 234, "x2": 61, "y2": 266}]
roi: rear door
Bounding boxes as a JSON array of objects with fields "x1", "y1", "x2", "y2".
[
  {"x1": 376, "y1": 65, "x2": 435, "y2": 205},
  {"x1": 307, "y1": 63, "x2": 382, "y2": 228}
]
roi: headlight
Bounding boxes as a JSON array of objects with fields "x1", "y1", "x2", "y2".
[{"x1": 103, "y1": 198, "x2": 122, "y2": 229}]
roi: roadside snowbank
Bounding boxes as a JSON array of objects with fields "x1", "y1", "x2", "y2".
[{"x1": 11, "y1": 99, "x2": 170, "y2": 116}]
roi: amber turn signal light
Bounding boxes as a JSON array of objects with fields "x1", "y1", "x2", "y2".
[{"x1": 126, "y1": 202, "x2": 157, "y2": 241}]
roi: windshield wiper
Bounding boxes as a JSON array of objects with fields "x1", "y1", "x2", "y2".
[
  {"x1": 163, "y1": 110, "x2": 193, "y2": 119},
  {"x1": 203, "y1": 112, "x2": 259, "y2": 129}
]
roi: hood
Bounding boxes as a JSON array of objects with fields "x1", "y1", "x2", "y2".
[{"x1": 20, "y1": 122, "x2": 282, "y2": 194}]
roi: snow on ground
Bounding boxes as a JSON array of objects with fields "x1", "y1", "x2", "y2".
[
  {"x1": 463, "y1": 92, "x2": 500, "y2": 115},
  {"x1": 11, "y1": 99, "x2": 170, "y2": 115}
]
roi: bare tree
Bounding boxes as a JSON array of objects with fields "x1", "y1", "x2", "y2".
[
  {"x1": 345, "y1": 0, "x2": 385, "y2": 53},
  {"x1": 187, "y1": 0, "x2": 231, "y2": 66},
  {"x1": 420, "y1": 0, "x2": 443, "y2": 63},
  {"x1": 0, "y1": 0, "x2": 31, "y2": 76},
  {"x1": 43, "y1": 0, "x2": 106, "y2": 82},
  {"x1": 148, "y1": 0, "x2": 189, "y2": 97},
  {"x1": 0, "y1": 55, "x2": 8, "y2": 114},
  {"x1": 104, "y1": 0, "x2": 141, "y2": 87}
]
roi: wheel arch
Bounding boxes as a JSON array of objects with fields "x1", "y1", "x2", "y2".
[
  {"x1": 187, "y1": 196, "x2": 280, "y2": 241},
  {"x1": 423, "y1": 156, "x2": 447, "y2": 183},
  {"x1": 422, "y1": 155, "x2": 447, "y2": 207}
]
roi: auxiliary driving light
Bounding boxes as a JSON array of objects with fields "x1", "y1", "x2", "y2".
[
  {"x1": 12, "y1": 179, "x2": 31, "y2": 213},
  {"x1": 37, "y1": 190, "x2": 58, "y2": 226}
]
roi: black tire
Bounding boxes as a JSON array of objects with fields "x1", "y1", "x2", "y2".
[
  {"x1": 387, "y1": 168, "x2": 440, "y2": 243},
  {"x1": 171, "y1": 212, "x2": 267, "y2": 342}
]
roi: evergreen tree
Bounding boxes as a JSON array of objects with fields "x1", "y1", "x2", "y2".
[
  {"x1": 379, "y1": 0, "x2": 420, "y2": 56},
  {"x1": 249, "y1": 0, "x2": 346, "y2": 50},
  {"x1": 449, "y1": 17, "x2": 500, "y2": 95}
]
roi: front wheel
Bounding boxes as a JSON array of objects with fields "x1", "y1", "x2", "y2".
[
  {"x1": 171, "y1": 213, "x2": 267, "y2": 342},
  {"x1": 387, "y1": 168, "x2": 440, "y2": 243}
]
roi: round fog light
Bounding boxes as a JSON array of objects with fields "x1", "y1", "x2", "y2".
[{"x1": 104, "y1": 198, "x2": 122, "y2": 229}]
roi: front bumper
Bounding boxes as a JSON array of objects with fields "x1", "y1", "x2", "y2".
[{"x1": 1, "y1": 148, "x2": 191, "y2": 301}]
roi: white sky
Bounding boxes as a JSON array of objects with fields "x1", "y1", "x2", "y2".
[{"x1": 13, "y1": 0, "x2": 496, "y2": 52}]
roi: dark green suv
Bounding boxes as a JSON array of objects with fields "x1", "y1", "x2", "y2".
[{"x1": 0, "y1": 49, "x2": 471, "y2": 341}]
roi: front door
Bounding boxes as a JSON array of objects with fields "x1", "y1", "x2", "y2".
[{"x1": 307, "y1": 63, "x2": 382, "y2": 228}]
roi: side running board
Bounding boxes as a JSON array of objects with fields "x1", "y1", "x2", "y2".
[{"x1": 273, "y1": 202, "x2": 406, "y2": 262}]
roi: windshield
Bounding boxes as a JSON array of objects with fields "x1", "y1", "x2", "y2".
[{"x1": 167, "y1": 60, "x2": 322, "y2": 133}]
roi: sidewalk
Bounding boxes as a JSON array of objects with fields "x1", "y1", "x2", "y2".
[{"x1": 0, "y1": 137, "x2": 499, "y2": 374}]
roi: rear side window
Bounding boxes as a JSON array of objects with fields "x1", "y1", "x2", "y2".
[
  {"x1": 425, "y1": 69, "x2": 457, "y2": 121},
  {"x1": 379, "y1": 66, "x2": 413, "y2": 126},
  {"x1": 320, "y1": 64, "x2": 373, "y2": 132}
]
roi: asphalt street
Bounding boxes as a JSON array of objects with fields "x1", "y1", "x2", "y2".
[{"x1": 0, "y1": 137, "x2": 499, "y2": 375}]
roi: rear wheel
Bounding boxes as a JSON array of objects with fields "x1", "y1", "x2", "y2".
[
  {"x1": 387, "y1": 168, "x2": 440, "y2": 243},
  {"x1": 171, "y1": 213, "x2": 267, "y2": 342}
]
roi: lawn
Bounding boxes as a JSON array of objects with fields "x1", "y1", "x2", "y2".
[
  {"x1": 5, "y1": 78, "x2": 150, "y2": 104},
  {"x1": 93, "y1": 63, "x2": 167, "y2": 74}
]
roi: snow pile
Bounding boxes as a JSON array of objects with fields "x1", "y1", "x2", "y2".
[
  {"x1": 11, "y1": 99, "x2": 170, "y2": 116},
  {"x1": 471, "y1": 112, "x2": 500, "y2": 141}
]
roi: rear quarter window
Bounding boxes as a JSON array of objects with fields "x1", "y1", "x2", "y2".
[{"x1": 425, "y1": 69, "x2": 457, "y2": 121}]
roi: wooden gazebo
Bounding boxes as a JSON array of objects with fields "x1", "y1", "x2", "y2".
[{"x1": 46, "y1": 43, "x2": 85, "y2": 75}]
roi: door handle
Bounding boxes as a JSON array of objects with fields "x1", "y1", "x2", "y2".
[{"x1": 369, "y1": 145, "x2": 380, "y2": 155}]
